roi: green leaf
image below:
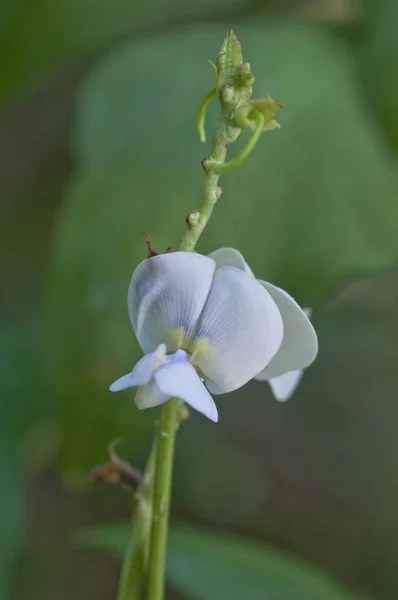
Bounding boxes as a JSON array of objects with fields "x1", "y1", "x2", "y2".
[
  {"x1": 78, "y1": 521, "x2": 129, "y2": 560},
  {"x1": 360, "y1": 0, "x2": 398, "y2": 155},
  {"x1": 79, "y1": 521, "x2": 369, "y2": 600},
  {"x1": 168, "y1": 523, "x2": 369, "y2": 600}
]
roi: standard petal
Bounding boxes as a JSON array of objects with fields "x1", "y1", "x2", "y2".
[
  {"x1": 128, "y1": 252, "x2": 216, "y2": 354},
  {"x1": 109, "y1": 351, "x2": 157, "y2": 391},
  {"x1": 254, "y1": 284, "x2": 318, "y2": 380},
  {"x1": 135, "y1": 380, "x2": 169, "y2": 409},
  {"x1": 193, "y1": 267, "x2": 284, "y2": 394},
  {"x1": 154, "y1": 352, "x2": 218, "y2": 422},
  {"x1": 208, "y1": 247, "x2": 254, "y2": 277},
  {"x1": 268, "y1": 369, "x2": 304, "y2": 402}
]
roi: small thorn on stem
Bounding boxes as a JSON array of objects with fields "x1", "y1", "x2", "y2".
[{"x1": 141, "y1": 231, "x2": 158, "y2": 258}]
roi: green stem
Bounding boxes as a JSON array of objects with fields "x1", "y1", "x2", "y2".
[
  {"x1": 145, "y1": 94, "x2": 243, "y2": 600},
  {"x1": 179, "y1": 110, "x2": 241, "y2": 253},
  {"x1": 117, "y1": 445, "x2": 156, "y2": 600},
  {"x1": 206, "y1": 112, "x2": 265, "y2": 173},
  {"x1": 146, "y1": 398, "x2": 181, "y2": 600},
  {"x1": 118, "y1": 32, "x2": 256, "y2": 600}
]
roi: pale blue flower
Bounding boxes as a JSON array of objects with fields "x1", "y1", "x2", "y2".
[
  {"x1": 208, "y1": 248, "x2": 318, "y2": 401},
  {"x1": 110, "y1": 251, "x2": 286, "y2": 421}
]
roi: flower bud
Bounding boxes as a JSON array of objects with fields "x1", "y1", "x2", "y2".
[
  {"x1": 234, "y1": 95, "x2": 283, "y2": 131},
  {"x1": 186, "y1": 210, "x2": 201, "y2": 228},
  {"x1": 215, "y1": 31, "x2": 254, "y2": 99}
]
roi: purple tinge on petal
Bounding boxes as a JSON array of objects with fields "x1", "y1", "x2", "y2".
[
  {"x1": 154, "y1": 353, "x2": 218, "y2": 422},
  {"x1": 109, "y1": 351, "x2": 157, "y2": 392}
]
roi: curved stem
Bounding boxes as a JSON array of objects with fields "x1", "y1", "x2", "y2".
[
  {"x1": 196, "y1": 86, "x2": 217, "y2": 143},
  {"x1": 206, "y1": 112, "x2": 265, "y2": 173}
]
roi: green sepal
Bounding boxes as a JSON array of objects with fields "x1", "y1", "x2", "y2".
[{"x1": 234, "y1": 95, "x2": 283, "y2": 131}]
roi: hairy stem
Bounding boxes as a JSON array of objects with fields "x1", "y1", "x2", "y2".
[
  {"x1": 179, "y1": 109, "x2": 241, "y2": 253},
  {"x1": 206, "y1": 112, "x2": 265, "y2": 173}
]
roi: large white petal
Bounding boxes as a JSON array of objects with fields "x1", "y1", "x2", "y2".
[
  {"x1": 135, "y1": 379, "x2": 169, "y2": 409},
  {"x1": 254, "y1": 284, "x2": 318, "y2": 380},
  {"x1": 154, "y1": 351, "x2": 218, "y2": 422},
  {"x1": 109, "y1": 351, "x2": 157, "y2": 391},
  {"x1": 193, "y1": 267, "x2": 284, "y2": 394},
  {"x1": 208, "y1": 247, "x2": 254, "y2": 277},
  {"x1": 268, "y1": 369, "x2": 304, "y2": 402},
  {"x1": 128, "y1": 252, "x2": 216, "y2": 354}
]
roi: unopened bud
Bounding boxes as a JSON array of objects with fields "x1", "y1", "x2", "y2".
[
  {"x1": 186, "y1": 211, "x2": 201, "y2": 228},
  {"x1": 216, "y1": 30, "x2": 243, "y2": 90},
  {"x1": 234, "y1": 95, "x2": 283, "y2": 131}
]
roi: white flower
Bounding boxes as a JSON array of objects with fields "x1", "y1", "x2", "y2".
[
  {"x1": 208, "y1": 248, "x2": 318, "y2": 401},
  {"x1": 109, "y1": 251, "x2": 286, "y2": 422}
]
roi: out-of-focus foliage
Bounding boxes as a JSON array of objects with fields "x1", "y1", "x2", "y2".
[
  {"x1": 0, "y1": 0, "x2": 250, "y2": 106},
  {"x1": 0, "y1": 455, "x2": 25, "y2": 600},
  {"x1": 361, "y1": 0, "x2": 398, "y2": 155},
  {"x1": 79, "y1": 521, "x2": 369, "y2": 599},
  {"x1": 3, "y1": 0, "x2": 398, "y2": 599}
]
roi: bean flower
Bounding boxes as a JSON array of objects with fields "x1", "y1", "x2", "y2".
[
  {"x1": 110, "y1": 250, "x2": 318, "y2": 421},
  {"x1": 208, "y1": 248, "x2": 318, "y2": 401}
]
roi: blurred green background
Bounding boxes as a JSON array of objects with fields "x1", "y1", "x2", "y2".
[{"x1": 2, "y1": 0, "x2": 398, "y2": 598}]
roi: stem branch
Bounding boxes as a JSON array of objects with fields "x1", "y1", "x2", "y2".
[{"x1": 206, "y1": 112, "x2": 265, "y2": 173}]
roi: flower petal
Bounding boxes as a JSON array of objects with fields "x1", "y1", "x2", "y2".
[
  {"x1": 268, "y1": 369, "x2": 304, "y2": 402},
  {"x1": 109, "y1": 351, "x2": 157, "y2": 391},
  {"x1": 135, "y1": 380, "x2": 169, "y2": 409},
  {"x1": 193, "y1": 267, "x2": 284, "y2": 394},
  {"x1": 154, "y1": 352, "x2": 218, "y2": 422},
  {"x1": 128, "y1": 252, "x2": 216, "y2": 354},
  {"x1": 208, "y1": 247, "x2": 254, "y2": 277},
  {"x1": 254, "y1": 284, "x2": 317, "y2": 380}
]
